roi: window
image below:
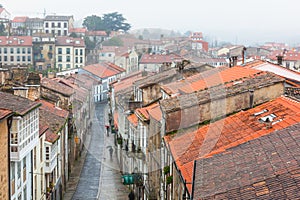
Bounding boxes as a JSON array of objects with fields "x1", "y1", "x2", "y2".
[
  {"x1": 51, "y1": 22, "x2": 55, "y2": 27},
  {"x1": 0, "y1": 48, "x2": 1, "y2": 53},
  {"x1": 17, "y1": 56, "x2": 20, "y2": 62},
  {"x1": 80, "y1": 57, "x2": 83, "y2": 63},
  {"x1": 58, "y1": 56, "x2": 62, "y2": 62},
  {"x1": 27, "y1": 48, "x2": 31, "y2": 54},
  {"x1": 66, "y1": 56, "x2": 70, "y2": 62},
  {"x1": 58, "y1": 30, "x2": 61, "y2": 36},
  {"x1": 22, "y1": 48, "x2": 26, "y2": 54},
  {"x1": 22, "y1": 56, "x2": 26, "y2": 62},
  {"x1": 45, "y1": 30, "x2": 49, "y2": 34},
  {"x1": 38, "y1": 65, "x2": 42, "y2": 70},
  {"x1": 3, "y1": 56, "x2": 7, "y2": 62},
  {"x1": 10, "y1": 48, "x2": 14, "y2": 54},
  {"x1": 4, "y1": 48, "x2": 7, "y2": 54},
  {"x1": 45, "y1": 147, "x2": 50, "y2": 160},
  {"x1": 64, "y1": 22, "x2": 67, "y2": 28},
  {"x1": 64, "y1": 30, "x2": 67, "y2": 36},
  {"x1": 49, "y1": 45, "x2": 53, "y2": 51},
  {"x1": 58, "y1": 48, "x2": 62, "y2": 54},
  {"x1": 75, "y1": 49, "x2": 78, "y2": 55},
  {"x1": 27, "y1": 56, "x2": 31, "y2": 62},
  {"x1": 80, "y1": 49, "x2": 83, "y2": 55},
  {"x1": 58, "y1": 22, "x2": 61, "y2": 28},
  {"x1": 17, "y1": 162, "x2": 21, "y2": 179},
  {"x1": 66, "y1": 64, "x2": 70, "y2": 68},
  {"x1": 45, "y1": 22, "x2": 48, "y2": 28},
  {"x1": 17, "y1": 48, "x2": 20, "y2": 54},
  {"x1": 75, "y1": 57, "x2": 78, "y2": 63},
  {"x1": 66, "y1": 48, "x2": 70, "y2": 54}
]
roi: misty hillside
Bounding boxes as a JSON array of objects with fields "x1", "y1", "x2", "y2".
[{"x1": 130, "y1": 28, "x2": 183, "y2": 39}]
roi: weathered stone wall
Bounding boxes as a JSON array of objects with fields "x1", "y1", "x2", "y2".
[{"x1": 165, "y1": 82, "x2": 284, "y2": 133}]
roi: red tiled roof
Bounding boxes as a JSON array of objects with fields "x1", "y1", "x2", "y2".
[
  {"x1": 0, "y1": 91, "x2": 41, "y2": 116},
  {"x1": 38, "y1": 99, "x2": 69, "y2": 118},
  {"x1": 0, "y1": 108, "x2": 13, "y2": 121},
  {"x1": 136, "y1": 103, "x2": 159, "y2": 121},
  {"x1": 165, "y1": 96, "x2": 300, "y2": 193},
  {"x1": 83, "y1": 62, "x2": 125, "y2": 79},
  {"x1": 193, "y1": 123, "x2": 300, "y2": 199},
  {"x1": 0, "y1": 36, "x2": 32, "y2": 46},
  {"x1": 69, "y1": 27, "x2": 87, "y2": 33},
  {"x1": 140, "y1": 54, "x2": 182, "y2": 64},
  {"x1": 113, "y1": 71, "x2": 144, "y2": 93},
  {"x1": 45, "y1": 129, "x2": 60, "y2": 143},
  {"x1": 86, "y1": 31, "x2": 107, "y2": 36},
  {"x1": 244, "y1": 60, "x2": 300, "y2": 83},
  {"x1": 39, "y1": 124, "x2": 49, "y2": 137},
  {"x1": 12, "y1": 16, "x2": 28, "y2": 23},
  {"x1": 41, "y1": 77, "x2": 74, "y2": 96},
  {"x1": 161, "y1": 66, "x2": 229, "y2": 95},
  {"x1": 148, "y1": 104, "x2": 162, "y2": 122},
  {"x1": 127, "y1": 114, "x2": 138, "y2": 127},
  {"x1": 55, "y1": 36, "x2": 85, "y2": 47},
  {"x1": 178, "y1": 66, "x2": 262, "y2": 94}
]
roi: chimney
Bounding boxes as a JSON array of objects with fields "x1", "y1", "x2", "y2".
[
  {"x1": 249, "y1": 89, "x2": 254, "y2": 108},
  {"x1": 242, "y1": 47, "x2": 247, "y2": 65},
  {"x1": 231, "y1": 56, "x2": 238, "y2": 67},
  {"x1": 276, "y1": 55, "x2": 283, "y2": 65}
]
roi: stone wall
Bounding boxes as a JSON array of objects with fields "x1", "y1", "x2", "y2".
[{"x1": 164, "y1": 82, "x2": 284, "y2": 133}]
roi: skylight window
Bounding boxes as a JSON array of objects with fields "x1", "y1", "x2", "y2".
[
  {"x1": 259, "y1": 113, "x2": 276, "y2": 123},
  {"x1": 253, "y1": 109, "x2": 268, "y2": 116}
]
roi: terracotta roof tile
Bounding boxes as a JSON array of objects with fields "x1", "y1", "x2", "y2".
[
  {"x1": 193, "y1": 122, "x2": 300, "y2": 199},
  {"x1": 127, "y1": 114, "x2": 138, "y2": 127},
  {"x1": 12, "y1": 16, "x2": 28, "y2": 23},
  {"x1": 0, "y1": 36, "x2": 32, "y2": 47},
  {"x1": 148, "y1": 104, "x2": 162, "y2": 122},
  {"x1": 0, "y1": 91, "x2": 41, "y2": 116},
  {"x1": 135, "y1": 103, "x2": 159, "y2": 121},
  {"x1": 179, "y1": 66, "x2": 262, "y2": 94},
  {"x1": 140, "y1": 53, "x2": 182, "y2": 64},
  {"x1": 165, "y1": 96, "x2": 300, "y2": 194},
  {"x1": 0, "y1": 108, "x2": 13, "y2": 120},
  {"x1": 83, "y1": 62, "x2": 125, "y2": 79},
  {"x1": 41, "y1": 77, "x2": 74, "y2": 96},
  {"x1": 39, "y1": 100, "x2": 68, "y2": 134},
  {"x1": 45, "y1": 129, "x2": 60, "y2": 143},
  {"x1": 112, "y1": 71, "x2": 144, "y2": 93},
  {"x1": 55, "y1": 36, "x2": 85, "y2": 47}
]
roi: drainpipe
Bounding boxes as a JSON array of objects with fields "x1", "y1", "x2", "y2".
[{"x1": 7, "y1": 115, "x2": 13, "y2": 200}]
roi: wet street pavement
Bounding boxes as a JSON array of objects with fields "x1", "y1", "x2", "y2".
[{"x1": 69, "y1": 102, "x2": 129, "y2": 200}]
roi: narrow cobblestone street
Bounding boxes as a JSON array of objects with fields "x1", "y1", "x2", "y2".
[{"x1": 66, "y1": 102, "x2": 129, "y2": 200}]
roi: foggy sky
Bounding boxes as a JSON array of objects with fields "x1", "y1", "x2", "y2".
[{"x1": 2, "y1": 0, "x2": 300, "y2": 45}]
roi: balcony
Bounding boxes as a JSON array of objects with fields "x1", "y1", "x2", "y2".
[
  {"x1": 10, "y1": 137, "x2": 39, "y2": 161},
  {"x1": 45, "y1": 156, "x2": 57, "y2": 173}
]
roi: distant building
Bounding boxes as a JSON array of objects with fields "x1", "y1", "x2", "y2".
[
  {"x1": 32, "y1": 33, "x2": 56, "y2": 71},
  {"x1": 11, "y1": 16, "x2": 28, "y2": 35},
  {"x1": 0, "y1": 36, "x2": 33, "y2": 67},
  {"x1": 25, "y1": 18, "x2": 44, "y2": 35},
  {"x1": 44, "y1": 15, "x2": 74, "y2": 36},
  {"x1": 55, "y1": 36, "x2": 85, "y2": 71},
  {"x1": 190, "y1": 32, "x2": 209, "y2": 52}
]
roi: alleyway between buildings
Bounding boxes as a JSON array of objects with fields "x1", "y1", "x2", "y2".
[{"x1": 64, "y1": 102, "x2": 129, "y2": 200}]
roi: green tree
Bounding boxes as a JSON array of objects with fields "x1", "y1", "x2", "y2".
[
  {"x1": 102, "y1": 12, "x2": 131, "y2": 32},
  {"x1": 102, "y1": 37, "x2": 123, "y2": 46},
  {"x1": 84, "y1": 36, "x2": 96, "y2": 49},
  {"x1": 83, "y1": 13, "x2": 131, "y2": 33},
  {"x1": 83, "y1": 15, "x2": 103, "y2": 31},
  {"x1": 0, "y1": 23, "x2": 5, "y2": 36}
]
